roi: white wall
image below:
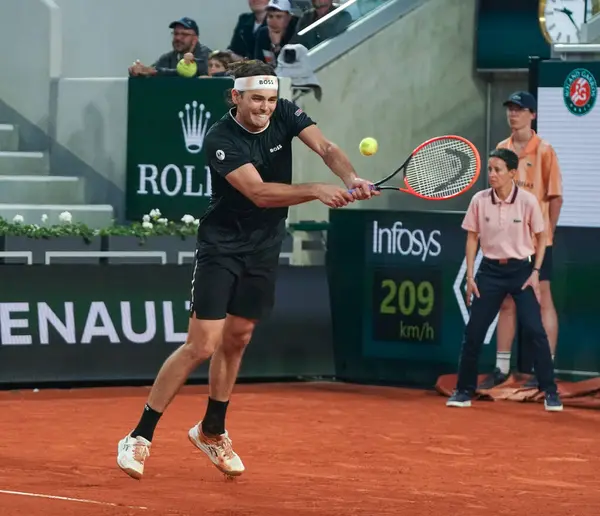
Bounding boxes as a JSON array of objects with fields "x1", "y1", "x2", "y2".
[
  {"x1": 53, "y1": 0, "x2": 249, "y2": 77},
  {"x1": 0, "y1": 0, "x2": 60, "y2": 142},
  {"x1": 54, "y1": 78, "x2": 128, "y2": 190},
  {"x1": 289, "y1": 0, "x2": 487, "y2": 224}
]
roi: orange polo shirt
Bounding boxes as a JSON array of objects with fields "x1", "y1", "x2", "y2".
[
  {"x1": 462, "y1": 185, "x2": 545, "y2": 260},
  {"x1": 496, "y1": 131, "x2": 562, "y2": 246}
]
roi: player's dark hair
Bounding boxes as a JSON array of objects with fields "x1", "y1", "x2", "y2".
[
  {"x1": 489, "y1": 148, "x2": 519, "y2": 171},
  {"x1": 224, "y1": 59, "x2": 277, "y2": 106},
  {"x1": 228, "y1": 59, "x2": 275, "y2": 79}
]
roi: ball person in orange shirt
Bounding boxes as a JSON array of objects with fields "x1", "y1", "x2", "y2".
[
  {"x1": 478, "y1": 92, "x2": 563, "y2": 390},
  {"x1": 447, "y1": 148, "x2": 563, "y2": 411}
]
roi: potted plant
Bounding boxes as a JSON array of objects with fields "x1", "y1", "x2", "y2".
[{"x1": 0, "y1": 209, "x2": 200, "y2": 265}]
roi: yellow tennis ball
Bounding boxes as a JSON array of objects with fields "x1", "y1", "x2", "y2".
[
  {"x1": 176, "y1": 59, "x2": 197, "y2": 78},
  {"x1": 359, "y1": 137, "x2": 378, "y2": 156}
]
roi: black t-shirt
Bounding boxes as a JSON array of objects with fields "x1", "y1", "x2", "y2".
[{"x1": 198, "y1": 98, "x2": 316, "y2": 254}]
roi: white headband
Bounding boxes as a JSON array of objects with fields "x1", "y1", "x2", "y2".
[{"x1": 233, "y1": 75, "x2": 279, "y2": 91}]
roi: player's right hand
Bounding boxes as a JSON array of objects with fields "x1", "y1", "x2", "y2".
[{"x1": 314, "y1": 184, "x2": 355, "y2": 208}]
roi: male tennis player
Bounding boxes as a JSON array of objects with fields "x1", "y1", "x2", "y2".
[
  {"x1": 447, "y1": 148, "x2": 563, "y2": 412},
  {"x1": 478, "y1": 92, "x2": 563, "y2": 390},
  {"x1": 117, "y1": 60, "x2": 378, "y2": 480}
]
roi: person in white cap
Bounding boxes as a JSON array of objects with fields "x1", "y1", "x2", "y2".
[
  {"x1": 254, "y1": 0, "x2": 299, "y2": 65},
  {"x1": 116, "y1": 59, "x2": 379, "y2": 481}
]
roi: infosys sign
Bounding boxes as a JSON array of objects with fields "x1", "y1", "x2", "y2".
[{"x1": 371, "y1": 221, "x2": 441, "y2": 261}]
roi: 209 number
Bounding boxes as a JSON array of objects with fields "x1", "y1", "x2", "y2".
[{"x1": 379, "y1": 279, "x2": 434, "y2": 317}]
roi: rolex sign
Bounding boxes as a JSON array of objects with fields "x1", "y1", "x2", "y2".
[{"x1": 125, "y1": 77, "x2": 232, "y2": 222}]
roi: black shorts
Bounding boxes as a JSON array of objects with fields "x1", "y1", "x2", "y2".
[
  {"x1": 189, "y1": 244, "x2": 281, "y2": 321},
  {"x1": 535, "y1": 245, "x2": 553, "y2": 282}
]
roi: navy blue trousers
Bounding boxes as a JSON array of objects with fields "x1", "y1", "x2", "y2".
[{"x1": 456, "y1": 258, "x2": 557, "y2": 394}]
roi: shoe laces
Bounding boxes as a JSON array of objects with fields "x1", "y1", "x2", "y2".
[
  {"x1": 214, "y1": 435, "x2": 235, "y2": 460},
  {"x1": 132, "y1": 439, "x2": 150, "y2": 463}
]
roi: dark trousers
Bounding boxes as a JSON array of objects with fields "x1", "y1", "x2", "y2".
[{"x1": 456, "y1": 258, "x2": 557, "y2": 394}]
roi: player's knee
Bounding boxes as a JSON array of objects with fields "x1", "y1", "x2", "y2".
[
  {"x1": 222, "y1": 317, "x2": 256, "y2": 354},
  {"x1": 183, "y1": 318, "x2": 224, "y2": 363},
  {"x1": 222, "y1": 328, "x2": 253, "y2": 353},
  {"x1": 183, "y1": 338, "x2": 218, "y2": 364}
]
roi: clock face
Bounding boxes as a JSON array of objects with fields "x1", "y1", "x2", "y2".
[{"x1": 539, "y1": 0, "x2": 594, "y2": 44}]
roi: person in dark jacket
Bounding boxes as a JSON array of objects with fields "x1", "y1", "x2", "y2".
[
  {"x1": 291, "y1": 0, "x2": 352, "y2": 50},
  {"x1": 129, "y1": 17, "x2": 211, "y2": 77},
  {"x1": 254, "y1": 0, "x2": 299, "y2": 66},
  {"x1": 228, "y1": 0, "x2": 269, "y2": 59}
]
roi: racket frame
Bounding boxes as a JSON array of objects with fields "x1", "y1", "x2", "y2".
[{"x1": 373, "y1": 135, "x2": 481, "y2": 201}]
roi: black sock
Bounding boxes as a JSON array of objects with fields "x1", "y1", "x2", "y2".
[
  {"x1": 201, "y1": 397, "x2": 229, "y2": 436},
  {"x1": 131, "y1": 403, "x2": 162, "y2": 442}
]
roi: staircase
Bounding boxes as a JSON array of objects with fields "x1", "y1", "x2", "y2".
[{"x1": 0, "y1": 123, "x2": 114, "y2": 228}]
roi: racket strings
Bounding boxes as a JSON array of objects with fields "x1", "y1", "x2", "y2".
[{"x1": 406, "y1": 139, "x2": 478, "y2": 198}]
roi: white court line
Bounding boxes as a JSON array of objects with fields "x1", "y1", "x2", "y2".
[{"x1": 0, "y1": 489, "x2": 147, "y2": 510}]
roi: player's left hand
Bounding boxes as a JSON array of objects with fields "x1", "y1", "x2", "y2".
[{"x1": 348, "y1": 177, "x2": 379, "y2": 200}]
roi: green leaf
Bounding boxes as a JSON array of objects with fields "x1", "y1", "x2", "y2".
[{"x1": 0, "y1": 216, "x2": 199, "y2": 242}]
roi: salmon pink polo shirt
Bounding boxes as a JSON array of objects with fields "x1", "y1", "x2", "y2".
[{"x1": 462, "y1": 185, "x2": 545, "y2": 260}]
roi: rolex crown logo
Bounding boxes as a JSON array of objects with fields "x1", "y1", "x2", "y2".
[{"x1": 179, "y1": 101, "x2": 211, "y2": 154}]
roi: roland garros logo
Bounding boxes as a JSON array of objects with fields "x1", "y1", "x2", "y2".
[{"x1": 563, "y1": 68, "x2": 597, "y2": 116}]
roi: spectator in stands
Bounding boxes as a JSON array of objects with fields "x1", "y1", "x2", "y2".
[
  {"x1": 291, "y1": 0, "x2": 352, "y2": 50},
  {"x1": 254, "y1": 0, "x2": 299, "y2": 66},
  {"x1": 128, "y1": 17, "x2": 211, "y2": 77},
  {"x1": 228, "y1": 0, "x2": 270, "y2": 59},
  {"x1": 207, "y1": 50, "x2": 238, "y2": 77}
]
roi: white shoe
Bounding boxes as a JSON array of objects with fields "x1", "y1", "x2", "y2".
[
  {"x1": 117, "y1": 434, "x2": 151, "y2": 480},
  {"x1": 188, "y1": 421, "x2": 245, "y2": 476}
]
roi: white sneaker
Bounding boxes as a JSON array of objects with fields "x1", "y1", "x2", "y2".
[
  {"x1": 188, "y1": 421, "x2": 245, "y2": 476},
  {"x1": 117, "y1": 434, "x2": 151, "y2": 480}
]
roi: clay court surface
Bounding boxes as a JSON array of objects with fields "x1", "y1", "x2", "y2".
[{"x1": 1, "y1": 382, "x2": 599, "y2": 516}]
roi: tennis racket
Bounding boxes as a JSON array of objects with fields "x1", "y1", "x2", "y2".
[{"x1": 352, "y1": 135, "x2": 481, "y2": 200}]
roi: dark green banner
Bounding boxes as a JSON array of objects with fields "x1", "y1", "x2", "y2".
[
  {"x1": 125, "y1": 77, "x2": 233, "y2": 222},
  {"x1": 476, "y1": 0, "x2": 550, "y2": 71},
  {"x1": 327, "y1": 209, "x2": 600, "y2": 387},
  {"x1": 0, "y1": 265, "x2": 334, "y2": 385}
]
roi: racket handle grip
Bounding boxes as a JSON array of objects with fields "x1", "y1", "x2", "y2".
[{"x1": 347, "y1": 184, "x2": 377, "y2": 194}]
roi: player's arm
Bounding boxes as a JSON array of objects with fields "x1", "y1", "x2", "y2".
[
  {"x1": 298, "y1": 125, "x2": 358, "y2": 188},
  {"x1": 226, "y1": 163, "x2": 353, "y2": 209}
]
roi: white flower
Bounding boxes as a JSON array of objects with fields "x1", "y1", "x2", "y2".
[
  {"x1": 149, "y1": 209, "x2": 161, "y2": 219},
  {"x1": 41, "y1": 214, "x2": 48, "y2": 223},
  {"x1": 193, "y1": 219, "x2": 200, "y2": 226},
  {"x1": 142, "y1": 221, "x2": 153, "y2": 230},
  {"x1": 157, "y1": 218, "x2": 168, "y2": 225},
  {"x1": 12, "y1": 214, "x2": 24, "y2": 224},
  {"x1": 181, "y1": 214, "x2": 195, "y2": 225},
  {"x1": 142, "y1": 214, "x2": 151, "y2": 223},
  {"x1": 58, "y1": 211, "x2": 72, "y2": 224}
]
